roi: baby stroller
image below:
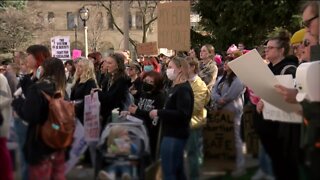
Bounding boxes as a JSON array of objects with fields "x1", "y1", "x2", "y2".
[{"x1": 96, "y1": 115, "x2": 150, "y2": 180}]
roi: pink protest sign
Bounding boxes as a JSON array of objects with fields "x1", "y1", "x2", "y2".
[{"x1": 72, "y1": 49, "x2": 82, "y2": 60}]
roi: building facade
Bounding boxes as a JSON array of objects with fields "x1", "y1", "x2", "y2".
[{"x1": 28, "y1": 1, "x2": 158, "y2": 56}]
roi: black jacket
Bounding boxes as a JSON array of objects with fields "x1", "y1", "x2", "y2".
[
  {"x1": 70, "y1": 79, "x2": 97, "y2": 123},
  {"x1": 255, "y1": 55, "x2": 300, "y2": 157},
  {"x1": 12, "y1": 78, "x2": 57, "y2": 165},
  {"x1": 134, "y1": 90, "x2": 166, "y2": 159},
  {"x1": 98, "y1": 75, "x2": 129, "y2": 127},
  {"x1": 158, "y1": 81, "x2": 194, "y2": 139}
]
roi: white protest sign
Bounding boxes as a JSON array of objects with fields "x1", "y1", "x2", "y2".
[
  {"x1": 228, "y1": 49, "x2": 301, "y2": 112},
  {"x1": 51, "y1": 36, "x2": 71, "y2": 59},
  {"x1": 65, "y1": 120, "x2": 88, "y2": 174},
  {"x1": 262, "y1": 75, "x2": 302, "y2": 123},
  {"x1": 84, "y1": 92, "x2": 100, "y2": 142}
]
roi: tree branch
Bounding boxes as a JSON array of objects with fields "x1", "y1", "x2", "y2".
[{"x1": 100, "y1": 0, "x2": 136, "y2": 49}]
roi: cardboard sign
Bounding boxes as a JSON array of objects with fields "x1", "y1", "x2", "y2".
[
  {"x1": 203, "y1": 110, "x2": 236, "y2": 170},
  {"x1": 51, "y1": 36, "x2": 71, "y2": 60},
  {"x1": 157, "y1": 1, "x2": 190, "y2": 51},
  {"x1": 136, "y1": 42, "x2": 158, "y2": 55},
  {"x1": 84, "y1": 92, "x2": 100, "y2": 142},
  {"x1": 242, "y1": 105, "x2": 259, "y2": 156},
  {"x1": 65, "y1": 120, "x2": 88, "y2": 174}
]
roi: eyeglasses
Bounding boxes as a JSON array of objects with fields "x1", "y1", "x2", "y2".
[
  {"x1": 303, "y1": 39, "x2": 310, "y2": 47},
  {"x1": 265, "y1": 46, "x2": 280, "y2": 50},
  {"x1": 302, "y1": 15, "x2": 319, "y2": 28}
]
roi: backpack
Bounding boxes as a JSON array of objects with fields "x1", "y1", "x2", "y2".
[{"x1": 39, "y1": 91, "x2": 75, "y2": 149}]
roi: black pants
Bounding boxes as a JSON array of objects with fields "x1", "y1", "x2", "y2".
[{"x1": 254, "y1": 112, "x2": 301, "y2": 180}]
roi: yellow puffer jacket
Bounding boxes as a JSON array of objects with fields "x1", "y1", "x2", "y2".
[{"x1": 189, "y1": 75, "x2": 210, "y2": 129}]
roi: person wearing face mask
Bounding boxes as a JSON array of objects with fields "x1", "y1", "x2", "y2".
[
  {"x1": 149, "y1": 57, "x2": 194, "y2": 180},
  {"x1": 142, "y1": 56, "x2": 160, "y2": 73},
  {"x1": 126, "y1": 71, "x2": 165, "y2": 161}
]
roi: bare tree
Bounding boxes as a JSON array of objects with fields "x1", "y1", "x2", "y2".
[
  {"x1": 87, "y1": 6, "x2": 105, "y2": 52},
  {"x1": 99, "y1": 0, "x2": 158, "y2": 49},
  {"x1": 0, "y1": 7, "x2": 42, "y2": 53}
]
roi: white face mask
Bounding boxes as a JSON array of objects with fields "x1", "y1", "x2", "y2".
[{"x1": 166, "y1": 68, "x2": 177, "y2": 81}]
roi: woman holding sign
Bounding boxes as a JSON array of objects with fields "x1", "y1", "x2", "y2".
[
  {"x1": 211, "y1": 50, "x2": 246, "y2": 177},
  {"x1": 256, "y1": 29, "x2": 300, "y2": 180},
  {"x1": 70, "y1": 58, "x2": 98, "y2": 168}
]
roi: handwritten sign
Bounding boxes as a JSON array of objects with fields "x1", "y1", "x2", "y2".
[
  {"x1": 51, "y1": 36, "x2": 71, "y2": 60},
  {"x1": 65, "y1": 120, "x2": 88, "y2": 174},
  {"x1": 136, "y1": 42, "x2": 158, "y2": 55},
  {"x1": 84, "y1": 92, "x2": 100, "y2": 142},
  {"x1": 203, "y1": 110, "x2": 235, "y2": 169},
  {"x1": 242, "y1": 105, "x2": 259, "y2": 156},
  {"x1": 157, "y1": 1, "x2": 190, "y2": 51}
]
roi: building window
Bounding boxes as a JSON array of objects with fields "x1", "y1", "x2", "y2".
[
  {"x1": 129, "y1": 13, "x2": 132, "y2": 29},
  {"x1": 67, "y1": 12, "x2": 76, "y2": 30},
  {"x1": 48, "y1": 12, "x2": 55, "y2": 24},
  {"x1": 96, "y1": 12, "x2": 104, "y2": 28},
  {"x1": 136, "y1": 12, "x2": 143, "y2": 30},
  {"x1": 108, "y1": 14, "x2": 114, "y2": 30}
]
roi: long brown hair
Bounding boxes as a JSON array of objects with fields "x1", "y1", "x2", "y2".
[
  {"x1": 41, "y1": 57, "x2": 66, "y2": 94},
  {"x1": 109, "y1": 53, "x2": 127, "y2": 83}
]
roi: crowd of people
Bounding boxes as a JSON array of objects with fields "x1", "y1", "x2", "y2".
[{"x1": 0, "y1": 1, "x2": 319, "y2": 180}]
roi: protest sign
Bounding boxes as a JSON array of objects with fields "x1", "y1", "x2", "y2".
[
  {"x1": 157, "y1": 1, "x2": 190, "y2": 51},
  {"x1": 51, "y1": 36, "x2": 71, "y2": 60},
  {"x1": 203, "y1": 110, "x2": 236, "y2": 170},
  {"x1": 84, "y1": 92, "x2": 100, "y2": 142},
  {"x1": 136, "y1": 42, "x2": 158, "y2": 55},
  {"x1": 242, "y1": 105, "x2": 259, "y2": 156},
  {"x1": 65, "y1": 120, "x2": 88, "y2": 174},
  {"x1": 72, "y1": 49, "x2": 82, "y2": 60},
  {"x1": 228, "y1": 49, "x2": 301, "y2": 113},
  {"x1": 262, "y1": 75, "x2": 303, "y2": 123}
]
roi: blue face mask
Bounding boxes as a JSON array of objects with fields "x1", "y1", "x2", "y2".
[
  {"x1": 36, "y1": 67, "x2": 42, "y2": 79},
  {"x1": 144, "y1": 65, "x2": 154, "y2": 72}
]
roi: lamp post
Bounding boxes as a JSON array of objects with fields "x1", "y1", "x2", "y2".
[{"x1": 79, "y1": 6, "x2": 89, "y2": 57}]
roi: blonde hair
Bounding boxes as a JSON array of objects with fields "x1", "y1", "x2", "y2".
[
  {"x1": 169, "y1": 56, "x2": 190, "y2": 84},
  {"x1": 72, "y1": 57, "x2": 97, "y2": 86}
]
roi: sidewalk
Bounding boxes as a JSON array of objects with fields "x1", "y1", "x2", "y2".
[{"x1": 64, "y1": 155, "x2": 258, "y2": 180}]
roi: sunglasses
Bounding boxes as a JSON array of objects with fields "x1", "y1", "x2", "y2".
[
  {"x1": 303, "y1": 39, "x2": 310, "y2": 47},
  {"x1": 302, "y1": 15, "x2": 319, "y2": 28}
]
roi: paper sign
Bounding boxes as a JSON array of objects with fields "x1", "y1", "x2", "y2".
[
  {"x1": 262, "y1": 75, "x2": 302, "y2": 123},
  {"x1": 228, "y1": 49, "x2": 301, "y2": 112},
  {"x1": 136, "y1": 42, "x2": 158, "y2": 55},
  {"x1": 72, "y1": 49, "x2": 82, "y2": 60},
  {"x1": 157, "y1": 1, "x2": 190, "y2": 51},
  {"x1": 84, "y1": 92, "x2": 100, "y2": 142},
  {"x1": 51, "y1": 36, "x2": 71, "y2": 59},
  {"x1": 65, "y1": 120, "x2": 88, "y2": 174}
]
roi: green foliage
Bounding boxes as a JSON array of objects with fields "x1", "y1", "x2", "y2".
[
  {"x1": 193, "y1": 0, "x2": 302, "y2": 52},
  {"x1": 0, "y1": 0, "x2": 26, "y2": 10}
]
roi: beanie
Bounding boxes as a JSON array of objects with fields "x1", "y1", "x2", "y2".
[{"x1": 290, "y1": 29, "x2": 306, "y2": 45}]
